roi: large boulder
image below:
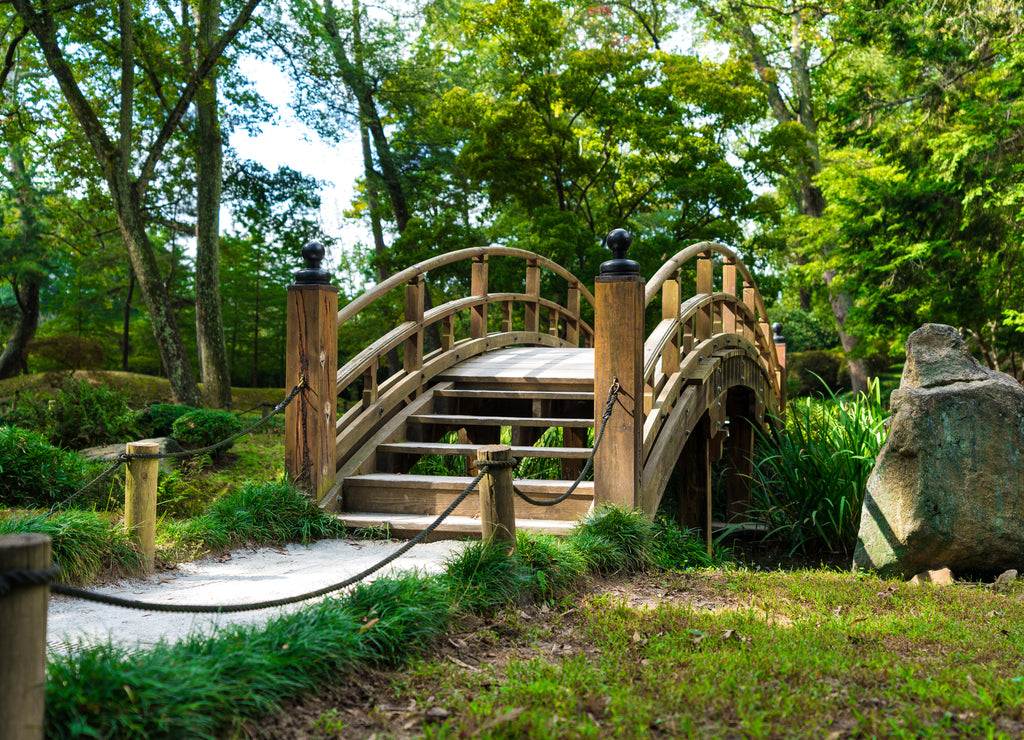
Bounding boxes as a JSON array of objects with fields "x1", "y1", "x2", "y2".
[{"x1": 853, "y1": 324, "x2": 1024, "y2": 578}]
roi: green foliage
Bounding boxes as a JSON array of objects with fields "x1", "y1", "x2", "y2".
[
  {"x1": 650, "y1": 517, "x2": 720, "y2": 571},
  {"x1": 171, "y1": 409, "x2": 243, "y2": 455},
  {"x1": 442, "y1": 538, "x2": 533, "y2": 613},
  {"x1": 140, "y1": 404, "x2": 195, "y2": 438},
  {"x1": 0, "y1": 425, "x2": 106, "y2": 509},
  {"x1": 10, "y1": 378, "x2": 141, "y2": 450},
  {"x1": 786, "y1": 350, "x2": 848, "y2": 398},
  {"x1": 769, "y1": 308, "x2": 840, "y2": 352},
  {"x1": 345, "y1": 574, "x2": 451, "y2": 665},
  {"x1": 186, "y1": 480, "x2": 346, "y2": 549},
  {"x1": 0, "y1": 510, "x2": 144, "y2": 583},
  {"x1": 571, "y1": 505, "x2": 654, "y2": 574},
  {"x1": 751, "y1": 381, "x2": 889, "y2": 555},
  {"x1": 28, "y1": 335, "x2": 106, "y2": 371},
  {"x1": 515, "y1": 529, "x2": 587, "y2": 598}
]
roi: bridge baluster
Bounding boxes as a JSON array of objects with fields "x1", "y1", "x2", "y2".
[
  {"x1": 471, "y1": 255, "x2": 488, "y2": 339},
  {"x1": 524, "y1": 259, "x2": 540, "y2": 333},
  {"x1": 404, "y1": 275, "x2": 424, "y2": 374},
  {"x1": 661, "y1": 270, "x2": 681, "y2": 376},
  {"x1": 722, "y1": 258, "x2": 737, "y2": 334},
  {"x1": 742, "y1": 280, "x2": 756, "y2": 344},
  {"x1": 567, "y1": 282, "x2": 580, "y2": 346},
  {"x1": 441, "y1": 314, "x2": 455, "y2": 352},
  {"x1": 696, "y1": 250, "x2": 713, "y2": 341}
]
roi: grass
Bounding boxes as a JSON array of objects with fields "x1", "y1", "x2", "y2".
[
  {"x1": 397, "y1": 569, "x2": 1024, "y2": 739},
  {"x1": 43, "y1": 506, "x2": 712, "y2": 738},
  {"x1": 0, "y1": 509, "x2": 146, "y2": 583}
]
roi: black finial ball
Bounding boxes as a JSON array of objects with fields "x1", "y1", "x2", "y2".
[
  {"x1": 295, "y1": 240, "x2": 331, "y2": 285},
  {"x1": 600, "y1": 228, "x2": 640, "y2": 276},
  {"x1": 772, "y1": 322, "x2": 785, "y2": 343}
]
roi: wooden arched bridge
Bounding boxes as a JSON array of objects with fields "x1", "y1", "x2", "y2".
[{"x1": 284, "y1": 231, "x2": 786, "y2": 546}]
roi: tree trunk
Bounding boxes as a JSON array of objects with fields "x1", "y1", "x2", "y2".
[{"x1": 194, "y1": 0, "x2": 232, "y2": 408}]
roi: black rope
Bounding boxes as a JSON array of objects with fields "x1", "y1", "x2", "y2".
[
  {"x1": 0, "y1": 565, "x2": 61, "y2": 597},
  {"x1": 46, "y1": 382, "x2": 305, "y2": 516},
  {"x1": 49, "y1": 467, "x2": 492, "y2": 614},
  {"x1": 510, "y1": 379, "x2": 620, "y2": 508}
]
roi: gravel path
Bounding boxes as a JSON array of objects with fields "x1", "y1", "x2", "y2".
[{"x1": 46, "y1": 538, "x2": 466, "y2": 654}]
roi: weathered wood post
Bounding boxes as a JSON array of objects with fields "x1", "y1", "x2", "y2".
[
  {"x1": 773, "y1": 322, "x2": 788, "y2": 412},
  {"x1": 286, "y1": 241, "x2": 339, "y2": 504},
  {"x1": 0, "y1": 534, "x2": 50, "y2": 740},
  {"x1": 477, "y1": 444, "x2": 517, "y2": 550},
  {"x1": 594, "y1": 229, "x2": 644, "y2": 509},
  {"x1": 125, "y1": 441, "x2": 158, "y2": 570}
]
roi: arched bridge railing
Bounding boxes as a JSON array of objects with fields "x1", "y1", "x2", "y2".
[{"x1": 329, "y1": 247, "x2": 595, "y2": 506}]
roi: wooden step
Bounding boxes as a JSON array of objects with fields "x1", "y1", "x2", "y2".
[
  {"x1": 436, "y1": 389, "x2": 594, "y2": 401},
  {"x1": 408, "y1": 414, "x2": 593, "y2": 428},
  {"x1": 377, "y1": 442, "x2": 591, "y2": 459},
  {"x1": 342, "y1": 474, "x2": 593, "y2": 520},
  {"x1": 337, "y1": 512, "x2": 578, "y2": 541}
]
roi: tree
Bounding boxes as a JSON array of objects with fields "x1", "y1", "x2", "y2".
[{"x1": 5, "y1": 0, "x2": 261, "y2": 405}]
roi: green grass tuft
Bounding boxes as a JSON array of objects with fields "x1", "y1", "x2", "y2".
[
  {"x1": 0, "y1": 510, "x2": 144, "y2": 583},
  {"x1": 442, "y1": 538, "x2": 533, "y2": 613},
  {"x1": 515, "y1": 529, "x2": 588, "y2": 598},
  {"x1": 571, "y1": 505, "x2": 654, "y2": 573}
]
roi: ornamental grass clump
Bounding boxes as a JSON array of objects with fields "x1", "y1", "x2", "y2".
[
  {"x1": 571, "y1": 504, "x2": 655, "y2": 573},
  {"x1": 751, "y1": 379, "x2": 889, "y2": 555},
  {"x1": 0, "y1": 510, "x2": 144, "y2": 583},
  {"x1": 0, "y1": 425, "x2": 109, "y2": 509},
  {"x1": 442, "y1": 538, "x2": 533, "y2": 613},
  {"x1": 515, "y1": 529, "x2": 588, "y2": 598}
]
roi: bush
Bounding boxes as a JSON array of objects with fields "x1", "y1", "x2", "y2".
[
  {"x1": 28, "y1": 334, "x2": 106, "y2": 371},
  {"x1": 0, "y1": 426, "x2": 109, "y2": 509},
  {"x1": 8, "y1": 378, "x2": 141, "y2": 449},
  {"x1": 769, "y1": 307, "x2": 840, "y2": 352},
  {"x1": 171, "y1": 409, "x2": 243, "y2": 456},
  {"x1": 750, "y1": 380, "x2": 889, "y2": 555},
  {"x1": 786, "y1": 350, "x2": 847, "y2": 398},
  {"x1": 140, "y1": 404, "x2": 195, "y2": 437}
]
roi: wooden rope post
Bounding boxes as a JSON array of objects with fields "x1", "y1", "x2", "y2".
[
  {"x1": 471, "y1": 255, "x2": 489, "y2": 339},
  {"x1": 594, "y1": 229, "x2": 644, "y2": 510},
  {"x1": 477, "y1": 445, "x2": 516, "y2": 549},
  {"x1": 0, "y1": 534, "x2": 50, "y2": 740},
  {"x1": 286, "y1": 241, "x2": 339, "y2": 504},
  {"x1": 125, "y1": 441, "x2": 159, "y2": 570}
]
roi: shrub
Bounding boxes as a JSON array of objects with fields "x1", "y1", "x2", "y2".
[
  {"x1": 140, "y1": 404, "x2": 195, "y2": 437},
  {"x1": 28, "y1": 334, "x2": 106, "y2": 371},
  {"x1": 768, "y1": 307, "x2": 840, "y2": 353},
  {"x1": 750, "y1": 380, "x2": 889, "y2": 555},
  {"x1": 10, "y1": 378, "x2": 141, "y2": 449},
  {"x1": 0, "y1": 426, "x2": 109, "y2": 509},
  {"x1": 786, "y1": 350, "x2": 846, "y2": 398},
  {"x1": 171, "y1": 409, "x2": 243, "y2": 456}
]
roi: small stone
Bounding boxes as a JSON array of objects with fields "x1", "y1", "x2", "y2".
[
  {"x1": 424, "y1": 707, "x2": 450, "y2": 723},
  {"x1": 908, "y1": 567, "x2": 954, "y2": 586},
  {"x1": 993, "y1": 569, "x2": 1018, "y2": 592}
]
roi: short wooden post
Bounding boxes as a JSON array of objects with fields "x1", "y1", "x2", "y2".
[
  {"x1": 566, "y1": 282, "x2": 580, "y2": 346},
  {"x1": 661, "y1": 270, "x2": 681, "y2": 376},
  {"x1": 404, "y1": 275, "x2": 425, "y2": 373},
  {"x1": 286, "y1": 241, "x2": 339, "y2": 503},
  {"x1": 0, "y1": 534, "x2": 51, "y2": 740},
  {"x1": 722, "y1": 258, "x2": 737, "y2": 334},
  {"x1": 125, "y1": 441, "x2": 158, "y2": 570},
  {"x1": 594, "y1": 229, "x2": 644, "y2": 510},
  {"x1": 524, "y1": 259, "x2": 540, "y2": 333},
  {"x1": 477, "y1": 445, "x2": 516, "y2": 550}
]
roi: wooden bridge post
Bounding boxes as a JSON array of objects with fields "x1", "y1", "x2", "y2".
[
  {"x1": 286, "y1": 241, "x2": 339, "y2": 503},
  {"x1": 696, "y1": 250, "x2": 713, "y2": 341},
  {"x1": 773, "y1": 323, "x2": 788, "y2": 411},
  {"x1": 594, "y1": 229, "x2": 644, "y2": 510}
]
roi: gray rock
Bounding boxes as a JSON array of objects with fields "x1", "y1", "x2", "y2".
[
  {"x1": 79, "y1": 437, "x2": 183, "y2": 474},
  {"x1": 853, "y1": 324, "x2": 1024, "y2": 578}
]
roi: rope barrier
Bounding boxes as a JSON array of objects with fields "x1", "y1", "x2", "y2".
[
  {"x1": 0, "y1": 565, "x2": 60, "y2": 597},
  {"x1": 509, "y1": 379, "x2": 619, "y2": 508},
  {"x1": 46, "y1": 381, "x2": 305, "y2": 516},
  {"x1": 46, "y1": 467, "x2": 490, "y2": 613}
]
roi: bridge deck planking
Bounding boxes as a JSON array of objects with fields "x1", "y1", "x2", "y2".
[{"x1": 439, "y1": 347, "x2": 595, "y2": 383}]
